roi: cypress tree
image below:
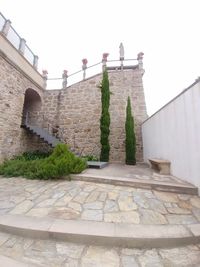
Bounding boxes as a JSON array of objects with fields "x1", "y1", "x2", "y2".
[
  {"x1": 100, "y1": 70, "x2": 110, "y2": 162},
  {"x1": 125, "y1": 96, "x2": 136, "y2": 165}
]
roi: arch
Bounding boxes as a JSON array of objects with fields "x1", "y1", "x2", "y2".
[{"x1": 22, "y1": 88, "x2": 42, "y2": 126}]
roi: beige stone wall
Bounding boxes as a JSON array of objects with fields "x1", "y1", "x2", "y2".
[
  {"x1": 0, "y1": 41, "x2": 147, "y2": 163},
  {"x1": 43, "y1": 68, "x2": 147, "y2": 162},
  {"x1": 0, "y1": 52, "x2": 47, "y2": 162}
]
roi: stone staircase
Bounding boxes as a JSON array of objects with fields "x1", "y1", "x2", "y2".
[{"x1": 23, "y1": 120, "x2": 82, "y2": 156}]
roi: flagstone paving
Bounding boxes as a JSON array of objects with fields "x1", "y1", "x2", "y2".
[
  {"x1": 0, "y1": 177, "x2": 200, "y2": 225},
  {"x1": 0, "y1": 232, "x2": 200, "y2": 266}
]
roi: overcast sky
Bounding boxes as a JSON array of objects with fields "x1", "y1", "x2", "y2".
[{"x1": 1, "y1": 0, "x2": 200, "y2": 115}]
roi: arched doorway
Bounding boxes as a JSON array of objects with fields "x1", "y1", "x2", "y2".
[{"x1": 22, "y1": 88, "x2": 42, "y2": 126}]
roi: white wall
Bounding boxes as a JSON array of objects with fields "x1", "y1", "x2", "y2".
[{"x1": 142, "y1": 80, "x2": 200, "y2": 189}]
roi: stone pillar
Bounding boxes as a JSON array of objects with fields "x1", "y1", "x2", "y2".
[
  {"x1": 2, "y1": 19, "x2": 11, "y2": 36},
  {"x1": 102, "y1": 53, "x2": 109, "y2": 71},
  {"x1": 119, "y1": 43, "x2": 124, "y2": 70},
  {"x1": 62, "y1": 70, "x2": 68, "y2": 89},
  {"x1": 42, "y1": 70, "x2": 48, "y2": 89},
  {"x1": 33, "y1": 55, "x2": 39, "y2": 69},
  {"x1": 137, "y1": 52, "x2": 144, "y2": 70},
  {"x1": 19, "y1": 38, "x2": 26, "y2": 55},
  {"x1": 82, "y1": 59, "x2": 88, "y2": 80}
]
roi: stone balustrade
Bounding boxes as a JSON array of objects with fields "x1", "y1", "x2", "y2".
[{"x1": 0, "y1": 12, "x2": 38, "y2": 69}]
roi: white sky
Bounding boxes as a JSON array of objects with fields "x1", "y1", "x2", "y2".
[{"x1": 1, "y1": 0, "x2": 200, "y2": 116}]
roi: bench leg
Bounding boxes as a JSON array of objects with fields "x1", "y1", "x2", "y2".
[{"x1": 159, "y1": 164, "x2": 170, "y2": 175}]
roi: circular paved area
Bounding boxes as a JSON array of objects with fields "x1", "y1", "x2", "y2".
[{"x1": 0, "y1": 177, "x2": 200, "y2": 225}]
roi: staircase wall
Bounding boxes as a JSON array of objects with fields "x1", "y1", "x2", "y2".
[
  {"x1": 0, "y1": 45, "x2": 47, "y2": 162},
  {"x1": 0, "y1": 29, "x2": 147, "y2": 163},
  {"x1": 43, "y1": 69, "x2": 147, "y2": 162}
]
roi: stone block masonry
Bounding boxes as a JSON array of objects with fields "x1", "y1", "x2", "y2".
[
  {"x1": 0, "y1": 25, "x2": 147, "y2": 163},
  {"x1": 0, "y1": 52, "x2": 47, "y2": 163},
  {"x1": 43, "y1": 68, "x2": 147, "y2": 162}
]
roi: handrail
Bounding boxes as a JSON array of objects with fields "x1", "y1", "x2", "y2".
[
  {"x1": 47, "y1": 59, "x2": 137, "y2": 80},
  {"x1": 46, "y1": 58, "x2": 139, "y2": 89},
  {"x1": 25, "y1": 111, "x2": 65, "y2": 142},
  {"x1": 47, "y1": 61, "x2": 103, "y2": 81}
]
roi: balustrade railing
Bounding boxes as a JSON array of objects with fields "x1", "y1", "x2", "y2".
[
  {"x1": 0, "y1": 12, "x2": 38, "y2": 69},
  {"x1": 46, "y1": 58, "x2": 139, "y2": 90},
  {"x1": 0, "y1": 12, "x2": 144, "y2": 91}
]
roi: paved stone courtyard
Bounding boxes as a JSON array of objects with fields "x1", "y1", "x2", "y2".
[
  {"x1": 0, "y1": 231, "x2": 200, "y2": 267},
  {"x1": 1, "y1": 167, "x2": 200, "y2": 266},
  {"x1": 0, "y1": 177, "x2": 200, "y2": 225}
]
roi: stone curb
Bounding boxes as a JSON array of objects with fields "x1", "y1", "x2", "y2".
[
  {"x1": 71, "y1": 174, "x2": 198, "y2": 195},
  {"x1": 0, "y1": 215, "x2": 200, "y2": 248},
  {"x1": 0, "y1": 255, "x2": 37, "y2": 267}
]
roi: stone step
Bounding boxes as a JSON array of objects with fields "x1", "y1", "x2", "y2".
[
  {"x1": 71, "y1": 174, "x2": 198, "y2": 195},
  {"x1": 0, "y1": 255, "x2": 37, "y2": 267},
  {"x1": 0, "y1": 214, "x2": 200, "y2": 249}
]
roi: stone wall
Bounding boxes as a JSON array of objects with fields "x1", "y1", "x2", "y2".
[
  {"x1": 0, "y1": 52, "x2": 47, "y2": 162},
  {"x1": 43, "y1": 68, "x2": 147, "y2": 162},
  {"x1": 0, "y1": 32, "x2": 147, "y2": 163}
]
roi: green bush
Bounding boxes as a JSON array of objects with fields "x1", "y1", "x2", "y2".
[
  {"x1": 100, "y1": 70, "x2": 110, "y2": 162},
  {"x1": 125, "y1": 96, "x2": 136, "y2": 165},
  {"x1": 0, "y1": 144, "x2": 86, "y2": 180},
  {"x1": 14, "y1": 150, "x2": 51, "y2": 161},
  {"x1": 82, "y1": 155, "x2": 99, "y2": 161}
]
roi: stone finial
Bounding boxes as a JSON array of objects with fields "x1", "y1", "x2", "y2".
[
  {"x1": 42, "y1": 70, "x2": 48, "y2": 78},
  {"x1": 137, "y1": 52, "x2": 144, "y2": 60},
  {"x1": 82, "y1": 58, "x2": 88, "y2": 70},
  {"x1": 102, "y1": 53, "x2": 109, "y2": 71},
  {"x1": 62, "y1": 70, "x2": 68, "y2": 89},
  {"x1": 33, "y1": 55, "x2": 39, "y2": 69},
  {"x1": 42, "y1": 70, "x2": 48, "y2": 89},
  {"x1": 19, "y1": 38, "x2": 26, "y2": 55},
  {"x1": 119, "y1": 43, "x2": 124, "y2": 61},
  {"x1": 2, "y1": 19, "x2": 11, "y2": 36},
  {"x1": 102, "y1": 53, "x2": 109, "y2": 62},
  {"x1": 137, "y1": 52, "x2": 144, "y2": 70},
  {"x1": 82, "y1": 58, "x2": 88, "y2": 80}
]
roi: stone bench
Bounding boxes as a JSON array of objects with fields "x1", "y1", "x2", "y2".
[{"x1": 149, "y1": 159, "x2": 171, "y2": 175}]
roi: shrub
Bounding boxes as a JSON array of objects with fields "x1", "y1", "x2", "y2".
[
  {"x1": 125, "y1": 96, "x2": 136, "y2": 165},
  {"x1": 100, "y1": 70, "x2": 110, "y2": 162},
  {"x1": 14, "y1": 150, "x2": 51, "y2": 161},
  {"x1": 0, "y1": 144, "x2": 86, "y2": 179},
  {"x1": 82, "y1": 155, "x2": 99, "y2": 161}
]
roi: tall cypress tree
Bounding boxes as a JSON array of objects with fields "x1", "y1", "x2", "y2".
[
  {"x1": 100, "y1": 70, "x2": 110, "y2": 162},
  {"x1": 125, "y1": 96, "x2": 136, "y2": 165}
]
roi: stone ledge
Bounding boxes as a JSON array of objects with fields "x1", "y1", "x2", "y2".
[
  {"x1": 71, "y1": 174, "x2": 198, "y2": 195},
  {"x1": 0, "y1": 214, "x2": 200, "y2": 249},
  {"x1": 0, "y1": 255, "x2": 37, "y2": 267}
]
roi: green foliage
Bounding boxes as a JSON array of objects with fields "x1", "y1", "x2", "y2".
[
  {"x1": 82, "y1": 155, "x2": 99, "y2": 161},
  {"x1": 125, "y1": 97, "x2": 136, "y2": 165},
  {"x1": 14, "y1": 150, "x2": 51, "y2": 161},
  {"x1": 100, "y1": 70, "x2": 110, "y2": 162},
  {"x1": 0, "y1": 144, "x2": 86, "y2": 180}
]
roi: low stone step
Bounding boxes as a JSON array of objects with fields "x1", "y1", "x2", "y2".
[
  {"x1": 0, "y1": 214, "x2": 200, "y2": 249},
  {"x1": 0, "y1": 255, "x2": 37, "y2": 267},
  {"x1": 71, "y1": 174, "x2": 198, "y2": 195}
]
